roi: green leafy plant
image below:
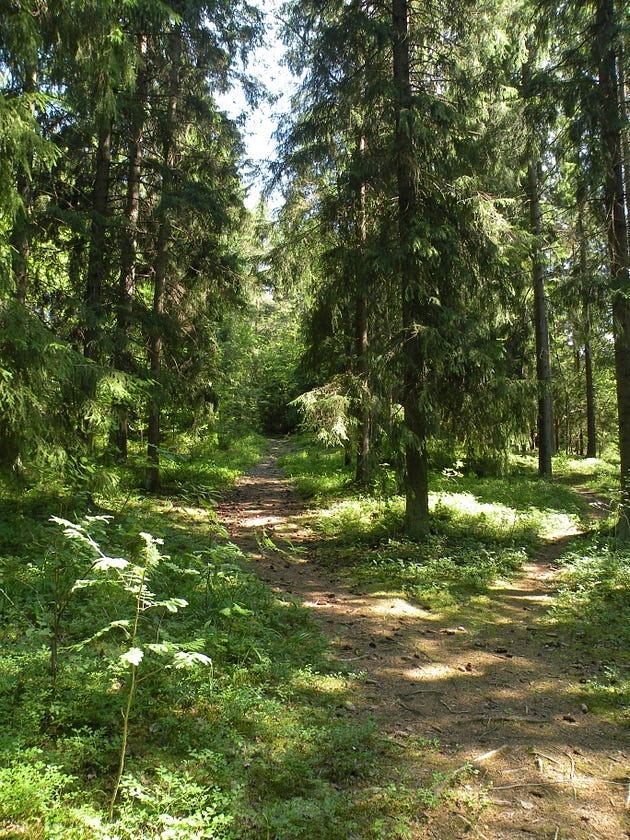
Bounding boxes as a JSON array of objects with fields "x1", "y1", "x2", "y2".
[{"x1": 52, "y1": 517, "x2": 212, "y2": 819}]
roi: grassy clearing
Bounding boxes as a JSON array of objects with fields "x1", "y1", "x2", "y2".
[
  {"x1": 548, "y1": 542, "x2": 630, "y2": 720},
  {"x1": 280, "y1": 439, "x2": 586, "y2": 609},
  {"x1": 280, "y1": 437, "x2": 629, "y2": 715}
]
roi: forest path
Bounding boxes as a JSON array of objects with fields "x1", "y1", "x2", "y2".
[{"x1": 217, "y1": 439, "x2": 629, "y2": 840}]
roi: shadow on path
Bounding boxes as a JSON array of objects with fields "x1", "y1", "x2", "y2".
[{"x1": 217, "y1": 441, "x2": 630, "y2": 840}]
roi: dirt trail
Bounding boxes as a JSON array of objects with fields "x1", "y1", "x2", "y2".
[{"x1": 217, "y1": 440, "x2": 629, "y2": 840}]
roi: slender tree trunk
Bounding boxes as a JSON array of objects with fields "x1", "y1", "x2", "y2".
[
  {"x1": 11, "y1": 66, "x2": 36, "y2": 305},
  {"x1": 393, "y1": 0, "x2": 430, "y2": 538},
  {"x1": 112, "y1": 35, "x2": 148, "y2": 461},
  {"x1": 354, "y1": 135, "x2": 371, "y2": 486},
  {"x1": 12, "y1": 170, "x2": 31, "y2": 306},
  {"x1": 584, "y1": 328, "x2": 597, "y2": 458},
  {"x1": 145, "y1": 30, "x2": 181, "y2": 493},
  {"x1": 617, "y1": 31, "x2": 630, "y2": 248},
  {"x1": 527, "y1": 158, "x2": 554, "y2": 478},
  {"x1": 596, "y1": 0, "x2": 630, "y2": 534},
  {"x1": 577, "y1": 199, "x2": 598, "y2": 458},
  {"x1": 84, "y1": 118, "x2": 112, "y2": 361}
]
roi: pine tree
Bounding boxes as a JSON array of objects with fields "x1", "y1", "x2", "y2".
[{"x1": 594, "y1": 0, "x2": 630, "y2": 532}]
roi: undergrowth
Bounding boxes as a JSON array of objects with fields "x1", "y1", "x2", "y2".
[
  {"x1": 1, "y1": 433, "x2": 627, "y2": 838},
  {"x1": 0, "y1": 433, "x2": 451, "y2": 839},
  {"x1": 279, "y1": 439, "x2": 586, "y2": 608}
]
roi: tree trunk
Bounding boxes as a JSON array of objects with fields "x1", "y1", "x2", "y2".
[
  {"x1": 11, "y1": 169, "x2": 31, "y2": 306},
  {"x1": 577, "y1": 199, "x2": 598, "y2": 458},
  {"x1": 145, "y1": 29, "x2": 181, "y2": 493},
  {"x1": 112, "y1": 35, "x2": 148, "y2": 461},
  {"x1": 11, "y1": 66, "x2": 36, "y2": 305},
  {"x1": 527, "y1": 158, "x2": 554, "y2": 478},
  {"x1": 596, "y1": 0, "x2": 630, "y2": 534},
  {"x1": 584, "y1": 336, "x2": 597, "y2": 459},
  {"x1": 393, "y1": 0, "x2": 430, "y2": 538},
  {"x1": 617, "y1": 30, "x2": 630, "y2": 249},
  {"x1": 354, "y1": 135, "x2": 371, "y2": 486},
  {"x1": 84, "y1": 118, "x2": 111, "y2": 362}
]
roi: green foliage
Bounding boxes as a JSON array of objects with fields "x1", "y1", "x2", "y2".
[
  {"x1": 218, "y1": 292, "x2": 305, "y2": 435},
  {"x1": 0, "y1": 753, "x2": 75, "y2": 823},
  {"x1": 292, "y1": 379, "x2": 357, "y2": 448},
  {"x1": 549, "y1": 542, "x2": 630, "y2": 717},
  {"x1": 0, "y1": 436, "x2": 426, "y2": 839},
  {"x1": 50, "y1": 517, "x2": 215, "y2": 816},
  {"x1": 280, "y1": 438, "x2": 589, "y2": 611},
  {"x1": 279, "y1": 437, "x2": 355, "y2": 501},
  {"x1": 0, "y1": 301, "x2": 80, "y2": 471}
]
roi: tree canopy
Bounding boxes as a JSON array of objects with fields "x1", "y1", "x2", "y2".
[{"x1": 1, "y1": 0, "x2": 628, "y2": 532}]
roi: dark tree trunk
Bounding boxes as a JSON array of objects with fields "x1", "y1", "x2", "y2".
[
  {"x1": 527, "y1": 158, "x2": 554, "y2": 478},
  {"x1": 596, "y1": 0, "x2": 630, "y2": 535},
  {"x1": 618, "y1": 34, "x2": 630, "y2": 245},
  {"x1": 355, "y1": 283, "x2": 371, "y2": 485},
  {"x1": 584, "y1": 334, "x2": 597, "y2": 458},
  {"x1": 84, "y1": 118, "x2": 112, "y2": 362},
  {"x1": 354, "y1": 135, "x2": 371, "y2": 487},
  {"x1": 577, "y1": 199, "x2": 598, "y2": 458},
  {"x1": 145, "y1": 30, "x2": 181, "y2": 493},
  {"x1": 11, "y1": 169, "x2": 31, "y2": 306},
  {"x1": 393, "y1": 0, "x2": 430, "y2": 538},
  {"x1": 112, "y1": 35, "x2": 148, "y2": 461},
  {"x1": 11, "y1": 66, "x2": 36, "y2": 305}
]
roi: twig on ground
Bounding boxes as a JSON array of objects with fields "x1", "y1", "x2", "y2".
[
  {"x1": 455, "y1": 714, "x2": 548, "y2": 724},
  {"x1": 403, "y1": 688, "x2": 444, "y2": 696},
  {"x1": 532, "y1": 750, "x2": 562, "y2": 765},
  {"x1": 395, "y1": 699, "x2": 421, "y2": 714},
  {"x1": 337, "y1": 653, "x2": 371, "y2": 661},
  {"x1": 493, "y1": 781, "x2": 568, "y2": 791},
  {"x1": 472, "y1": 744, "x2": 509, "y2": 763}
]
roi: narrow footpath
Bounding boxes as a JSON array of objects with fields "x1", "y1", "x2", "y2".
[{"x1": 217, "y1": 440, "x2": 629, "y2": 840}]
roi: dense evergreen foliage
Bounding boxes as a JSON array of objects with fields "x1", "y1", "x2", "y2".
[
  {"x1": 0, "y1": 0, "x2": 629, "y2": 834},
  {"x1": 1, "y1": 0, "x2": 627, "y2": 516}
]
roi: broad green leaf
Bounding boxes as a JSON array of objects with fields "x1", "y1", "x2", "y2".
[
  {"x1": 172, "y1": 651, "x2": 212, "y2": 669},
  {"x1": 147, "y1": 643, "x2": 170, "y2": 655},
  {"x1": 72, "y1": 578, "x2": 100, "y2": 591},
  {"x1": 93, "y1": 556, "x2": 129, "y2": 571},
  {"x1": 163, "y1": 597, "x2": 188, "y2": 613},
  {"x1": 120, "y1": 647, "x2": 144, "y2": 667}
]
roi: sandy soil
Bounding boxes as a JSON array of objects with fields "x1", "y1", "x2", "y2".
[{"x1": 217, "y1": 439, "x2": 630, "y2": 840}]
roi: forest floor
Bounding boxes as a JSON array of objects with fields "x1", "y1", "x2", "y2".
[{"x1": 217, "y1": 439, "x2": 630, "y2": 840}]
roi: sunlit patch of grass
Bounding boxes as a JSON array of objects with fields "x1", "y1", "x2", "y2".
[
  {"x1": 287, "y1": 437, "x2": 609, "y2": 616},
  {"x1": 433, "y1": 489, "x2": 581, "y2": 538},
  {"x1": 552, "y1": 452, "x2": 620, "y2": 509},
  {"x1": 311, "y1": 496, "x2": 399, "y2": 543},
  {"x1": 349, "y1": 538, "x2": 528, "y2": 611},
  {"x1": 279, "y1": 441, "x2": 354, "y2": 503},
  {"x1": 552, "y1": 452, "x2": 618, "y2": 479},
  {"x1": 547, "y1": 540, "x2": 630, "y2": 720},
  {"x1": 306, "y1": 481, "x2": 582, "y2": 610}
]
